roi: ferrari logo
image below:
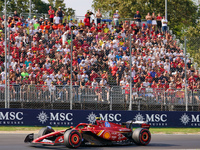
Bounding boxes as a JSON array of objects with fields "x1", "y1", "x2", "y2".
[{"x1": 103, "y1": 132, "x2": 110, "y2": 139}]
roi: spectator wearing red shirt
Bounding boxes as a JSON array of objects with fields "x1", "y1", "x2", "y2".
[
  {"x1": 133, "y1": 73, "x2": 139, "y2": 84},
  {"x1": 111, "y1": 64, "x2": 118, "y2": 76},
  {"x1": 157, "y1": 80, "x2": 163, "y2": 88},
  {"x1": 176, "y1": 78, "x2": 182, "y2": 89},
  {"x1": 97, "y1": 23, "x2": 102, "y2": 32},
  {"x1": 90, "y1": 70, "x2": 98, "y2": 81},
  {"x1": 156, "y1": 13, "x2": 162, "y2": 30},
  {"x1": 48, "y1": 6, "x2": 55, "y2": 23},
  {"x1": 151, "y1": 81, "x2": 157, "y2": 88},
  {"x1": 84, "y1": 14, "x2": 90, "y2": 27},
  {"x1": 146, "y1": 73, "x2": 153, "y2": 83},
  {"x1": 188, "y1": 75, "x2": 196, "y2": 83}
]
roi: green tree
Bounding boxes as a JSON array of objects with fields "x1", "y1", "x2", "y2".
[
  {"x1": 65, "y1": 8, "x2": 75, "y2": 17},
  {"x1": 92, "y1": 0, "x2": 198, "y2": 37},
  {"x1": 0, "y1": 0, "x2": 49, "y2": 14},
  {"x1": 48, "y1": 0, "x2": 66, "y2": 11},
  {"x1": 183, "y1": 21, "x2": 200, "y2": 65},
  {"x1": 32, "y1": 0, "x2": 50, "y2": 14}
]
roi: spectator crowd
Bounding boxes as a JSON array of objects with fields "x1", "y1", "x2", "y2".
[{"x1": 0, "y1": 7, "x2": 199, "y2": 97}]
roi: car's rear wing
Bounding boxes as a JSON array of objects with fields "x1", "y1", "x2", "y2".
[{"x1": 122, "y1": 120, "x2": 150, "y2": 129}]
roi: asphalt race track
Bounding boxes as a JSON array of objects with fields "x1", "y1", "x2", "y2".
[{"x1": 0, "y1": 134, "x2": 200, "y2": 150}]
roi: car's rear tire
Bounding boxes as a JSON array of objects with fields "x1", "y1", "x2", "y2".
[
  {"x1": 38, "y1": 126, "x2": 55, "y2": 138},
  {"x1": 64, "y1": 129, "x2": 82, "y2": 148},
  {"x1": 132, "y1": 128, "x2": 151, "y2": 145}
]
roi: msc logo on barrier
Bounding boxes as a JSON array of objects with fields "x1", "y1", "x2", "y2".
[
  {"x1": 37, "y1": 111, "x2": 49, "y2": 124},
  {"x1": 0, "y1": 111, "x2": 23, "y2": 125},
  {"x1": 134, "y1": 113, "x2": 168, "y2": 126},
  {"x1": 180, "y1": 113, "x2": 200, "y2": 126},
  {"x1": 37, "y1": 111, "x2": 73, "y2": 125},
  {"x1": 87, "y1": 112, "x2": 121, "y2": 124}
]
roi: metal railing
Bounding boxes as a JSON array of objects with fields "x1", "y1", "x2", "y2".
[{"x1": 1, "y1": 84, "x2": 200, "y2": 111}]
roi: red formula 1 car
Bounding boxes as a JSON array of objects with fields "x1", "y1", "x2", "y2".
[{"x1": 24, "y1": 118, "x2": 151, "y2": 148}]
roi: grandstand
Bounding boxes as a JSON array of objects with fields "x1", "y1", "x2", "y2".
[{"x1": 0, "y1": 9, "x2": 200, "y2": 111}]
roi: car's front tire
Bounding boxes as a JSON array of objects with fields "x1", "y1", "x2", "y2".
[
  {"x1": 64, "y1": 129, "x2": 82, "y2": 148},
  {"x1": 38, "y1": 126, "x2": 55, "y2": 138},
  {"x1": 132, "y1": 128, "x2": 151, "y2": 145}
]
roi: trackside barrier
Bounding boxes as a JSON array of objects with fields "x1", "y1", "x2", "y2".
[
  {"x1": 1, "y1": 85, "x2": 200, "y2": 111},
  {"x1": 0, "y1": 109, "x2": 200, "y2": 127}
]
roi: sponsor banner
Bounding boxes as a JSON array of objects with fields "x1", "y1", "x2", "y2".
[{"x1": 0, "y1": 109, "x2": 199, "y2": 127}]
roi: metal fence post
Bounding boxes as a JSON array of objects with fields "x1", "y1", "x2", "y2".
[
  {"x1": 4, "y1": 0, "x2": 8, "y2": 109},
  {"x1": 70, "y1": 30, "x2": 73, "y2": 110},
  {"x1": 109, "y1": 88, "x2": 112, "y2": 110},
  {"x1": 184, "y1": 36, "x2": 188, "y2": 111},
  {"x1": 129, "y1": 34, "x2": 132, "y2": 111}
]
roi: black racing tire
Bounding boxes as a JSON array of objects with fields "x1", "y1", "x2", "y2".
[
  {"x1": 38, "y1": 126, "x2": 55, "y2": 138},
  {"x1": 132, "y1": 128, "x2": 151, "y2": 146},
  {"x1": 64, "y1": 129, "x2": 82, "y2": 148}
]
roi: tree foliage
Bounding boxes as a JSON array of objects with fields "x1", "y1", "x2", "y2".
[
  {"x1": 48, "y1": 0, "x2": 66, "y2": 11},
  {"x1": 65, "y1": 8, "x2": 75, "y2": 17},
  {"x1": 182, "y1": 21, "x2": 200, "y2": 66},
  {"x1": 92, "y1": 0, "x2": 198, "y2": 37},
  {"x1": 0, "y1": 0, "x2": 75, "y2": 17},
  {"x1": 0, "y1": 0, "x2": 49, "y2": 14}
]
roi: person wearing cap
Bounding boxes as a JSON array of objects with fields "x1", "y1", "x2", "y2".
[
  {"x1": 26, "y1": 16, "x2": 32, "y2": 24},
  {"x1": 113, "y1": 10, "x2": 120, "y2": 27},
  {"x1": 33, "y1": 20, "x2": 40, "y2": 29},
  {"x1": 48, "y1": 6, "x2": 55, "y2": 23},
  {"x1": 31, "y1": 15, "x2": 37, "y2": 24},
  {"x1": 84, "y1": 13, "x2": 90, "y2": 27},
  {"x1": 38, "y1": 17, "x2": 43, "y2": 25},
  {"x1": 56, "y1": 6, "x2": 65, "y2": 23},
  {"x1": 134, "y1": 11, "x2": 141, "y2": 28},
  {"x1": 45, "y1": 75, "x2": 52, "y2": 86}
]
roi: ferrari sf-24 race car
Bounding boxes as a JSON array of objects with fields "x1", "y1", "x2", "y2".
[{"x1": 24, "y1": 118, "x2": 151, "y2": 148}]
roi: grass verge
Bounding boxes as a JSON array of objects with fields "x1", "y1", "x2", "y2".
[{"x1": 0, "y1": 126, "x2": 200, "y2": 134}]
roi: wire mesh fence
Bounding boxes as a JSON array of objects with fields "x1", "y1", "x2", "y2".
[{"x1": 1, "y1": 85, "x2": 200, "y2": 111}]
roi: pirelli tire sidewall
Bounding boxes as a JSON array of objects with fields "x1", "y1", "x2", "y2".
[
  {"x1": 64, "y1": 129, "x2": 82, "y2": 148},
  {"x1": 132, "y1": 128, "x2": 151, "y2": 146}
]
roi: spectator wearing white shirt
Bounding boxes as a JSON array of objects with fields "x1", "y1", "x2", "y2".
[
  {"x1": 81, "y1": 71, "x2": 89, "y2": 81},
  {"x1": 113, "y1": 10, "x2": 120, "y2": 26},
  {"x1": 55, "y1": 71, "x2": 63, "y2": 80},
  {"x1": 92, "y1": 78, "x2": 98, "y2": 87},
  {"x1": 99, "y1": 78, "x2": 107, "y2": 86},
  {"x1": 31, "y1": 16, "x2": 38, "y2": 24},
  {"x1": 45, "y1": 76, "x2": 52, "y2": 86},
  {"x1": 162, "y1": 16, "x2": 168, "y2": 33},
  {"x1": 108, "y1": 51, "x2": 115, "y2": 60},
  {"x1": 53, "y1": 13, "x2": 60, "y2": 25}
]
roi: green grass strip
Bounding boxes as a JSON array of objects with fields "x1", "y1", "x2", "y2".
[{"x1": 0, "y1": 126, "x2": 200, "y2": 134}]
